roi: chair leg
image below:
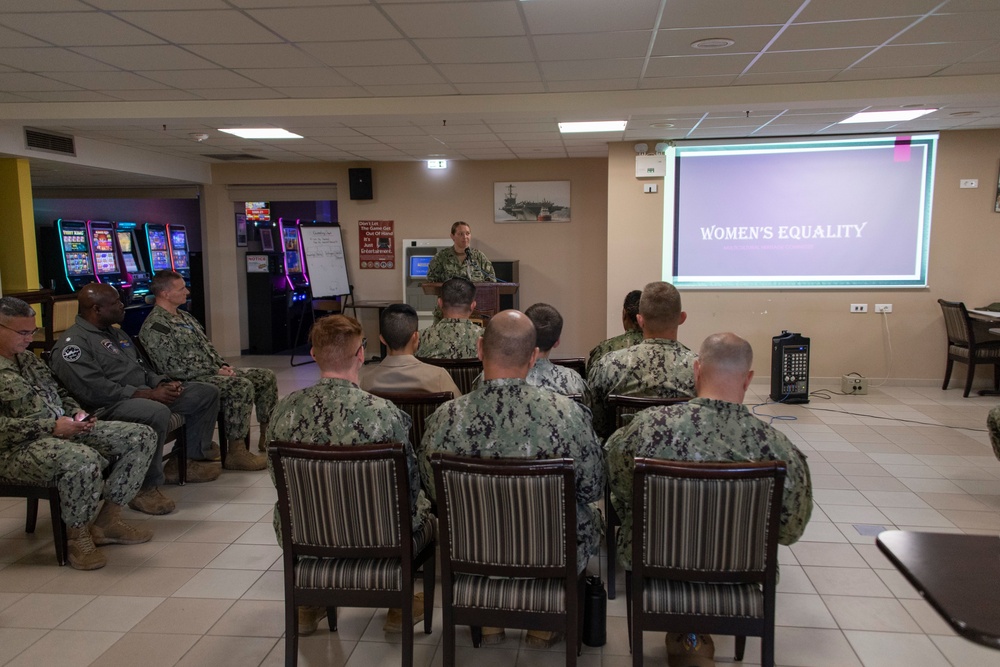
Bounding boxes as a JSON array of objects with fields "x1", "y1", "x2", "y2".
[
  {"x1": 762, "y1": 625, "x2": 775, "y2": 667},
  {"x1": 942, "y1": 359, "x2": 953, "y2": 389},
  {"x1": 327, "y1": 606, "x2": 337, "y2": 631},
  {"x1": 422, "y1": 556, "x2": 436, "y2": 634},
  {"x1": 963, "y1": 362, "x2": 975, "y2": 397},
  {"x1": 605, "y1": 484, "x2": 617, "y2": 600},
  {"x1": 25, "y1": 497, "x2": 39, "y2": 533},
  {"x1": 470, "y1": 626, "x2": 482, "y2": 648},
  {"x1": 443, "y1": 610, "x2": 457, "y2": 667},
  {"x1": 48, "y1": 492, "x2": 68, "y2": 566},
  {"x1": 402, "y1": 596, "x2": 414, "y2": 667},
  {"x1": 994, "y1": 364, "x2": 1000, "y2": 391},
  {"x1": 625, "y1": 572, "x2": 634, "y2": 655},
  {"x1": 286, "y1": 598, "x2": 298, "y2": 667},
  {"x1": 735, "y1": 635, "x2": 747, "y2": 661}
]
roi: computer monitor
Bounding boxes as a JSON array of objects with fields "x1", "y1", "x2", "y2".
[{"x1": 409, "y1": 255, "x2": 431, "y2": 279}]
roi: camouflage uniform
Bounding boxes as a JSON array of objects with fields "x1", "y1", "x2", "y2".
[
  {"x1": 419, "y1": 378, "x2": 605, "y2": 567},
  {"x1": 426, "y1": 247, "x2": 496, "y2": 283},
  {"x1": 527, "y1": 358, "x2": 591, "y2": 405},
  {"x1": 416, "y1": 319, "x2": 483, "y2": 359},
  {"x1": 587, "y1": 338, "x2": 697, "y2": 439},
  {"x1": 989, "y1": 406, "x2": 1000, "y2": 460},
  {"x1": 606, "y1": 397, "x2": 813, "y2": 570},
  {"x1": 586, "y1": 329, "x2": 643, "y2": 373},
  {"x1": 50, "y1": 315, "x2": 220, "y2": 486},
  {"x1": 265, "y1": 377, "x2": 431, "y2": 542},
  {"x1": 139, "y1": 305, "x2": 277, "y2": 440},
  {"x1": 0, "y1": 352, "x2": 156, "y2": 526}
]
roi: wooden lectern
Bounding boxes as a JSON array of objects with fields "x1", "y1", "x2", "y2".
[{"x1": 421, "y1": 282, "x2": 519, "y2": 319}]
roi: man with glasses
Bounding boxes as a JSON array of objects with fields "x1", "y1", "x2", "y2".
[
  {"x1": 50, "y1": 283, "x2": 221, "y2": 515},
  {"x1": 266, "y1": 314, "x2": 431, "y2": 636},
  {"x1": 0, "y1": 296, "x2": 157, "y2": 570}
]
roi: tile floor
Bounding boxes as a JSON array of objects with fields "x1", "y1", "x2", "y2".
[{"x1": 2, "y1": 355, "x2": 1000, "y2": 666}]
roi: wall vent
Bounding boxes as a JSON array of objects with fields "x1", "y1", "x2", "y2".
[
  {"x1": 203, "y1": 153, "x2": 268, "y2": 161},
  {"x1": 25, "y1": 127, "x2": 76, "y2": 156}
]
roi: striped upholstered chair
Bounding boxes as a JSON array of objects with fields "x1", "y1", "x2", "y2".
[
  {"x1": 432, "y1": 453, "x2": 583, "y2": 667},
  {"x1": 416, "y1": 357, "x2": 482, "y2": 395},
  {"x1": 605, "y1": 395, "x2": 690, "y2": 600},
  {"x1": 627, "y1": 459, "x2": 786, "y2": 667},
  {"x1": 270, "y1": 442, "x2": 436, "y2": 667},
  {"x1": 369, "y1": 391, "x2": 454, "y2": 446}
]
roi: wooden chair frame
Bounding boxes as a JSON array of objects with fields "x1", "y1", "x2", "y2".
[
  {"x1": 415, "y1": 358, "x2": 482, "y2": 395},
  {"x1": 938, "y1": 299, "x2": 1000, "y2": 397}
]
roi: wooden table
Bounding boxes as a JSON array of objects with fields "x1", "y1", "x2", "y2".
[{"x1": 876, "y1": 530, "x2": 1000, "y2": 650}]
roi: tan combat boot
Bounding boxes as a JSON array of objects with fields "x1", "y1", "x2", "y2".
[
  {"x1": 67, "y1": 524, "x2": 107, "y2": 570},
  {"x1": 90, "y1": 501, "x2": 154, "y2": 545},
  {"x1": 224, "y1": 439, "x2": 267, "y2": 471}
]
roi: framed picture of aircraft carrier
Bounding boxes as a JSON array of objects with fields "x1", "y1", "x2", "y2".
[{"x1": 494, "y1": 181, "x2": 571, "y2": 223}]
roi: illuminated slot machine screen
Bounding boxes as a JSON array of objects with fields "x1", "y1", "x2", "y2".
[
  {"x1": 172, "y1": 249, "x2": 189, "y2": 270},
  {"x1": 62, "y1": 228, "x2": 88, "y2": 254},
  {"x1": 170, "y1": 229, "x2": 188, "y2": 250},
  {"x1": 90, "y1": 230, "x2": 119, "y2": 274},
  {"x1": 117, "y1": 231, "x2": 133, "y2": 253},
  {"x1": 122, "y1": 254, "x2": 139, "y2": 273},
  {"x1": 286, "y1": 250, "x2": 301, "y2": 274},
  {"x1": 283, "y1": 227, "x2": 303, "y2": 273},
  {"x1": 65, "y1": 253, "x2": 93, "y2": 277},
  {"x1": 147, "y1": 228, "x2": 173, "y2": 271}
]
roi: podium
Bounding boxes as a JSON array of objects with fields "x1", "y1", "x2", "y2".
[{"x1": 421, "y1": 282, "x2": 519, "y2": 318}]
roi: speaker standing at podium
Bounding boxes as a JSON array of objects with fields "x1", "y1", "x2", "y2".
[{"x1": 426, "y1": 221, "x2": 496, "y2": 283}]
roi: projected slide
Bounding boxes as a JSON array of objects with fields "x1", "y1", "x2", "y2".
[{"x1": 667, "y1": 134, "x2": 937, "y2": 289}]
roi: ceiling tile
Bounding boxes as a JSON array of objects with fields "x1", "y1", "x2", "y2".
[
  {"x1": 0, "y1": 72, "x2": 81, "y2": 91},
  {"x1": 0, "y1": 47, "x2": 114, "y2": 72},
  {"x1": 540, "y1": 58, "x2": 643, "y2": 81},
  {"x1": 0, "y1": 0, "x2": 97, "y2": 10},
  {"x1": 45, "y1": 70, "x2": 170, "y2": 90},
  {"x1": 0, "y1": 12, "x2": 164, "y2": 46},
  {"x1": 71, "y1": 45, "x2": 219, "y2": 70},
  {"x1": 246, "y1": 6, "x2": 402, "y2": 42},
  {"x1": 0, "y1": 25, "x2": 49, "y2": 48},
  {"x1": 236, "y1": 68, "x2": 354, "y2": 88},
  {"x1": 438, "y1": 62, "x2": 540, "y2": 83},
  {"x1": 185, "y1": 87, "x2": 287, "y2": 100},
  {"x1": 453, "y1": 82, "x2": 546, "y2": 94},
  {"x1": 856, "y1": 41, "x2": 994, "y2": 68},
  {"x1": 546, "y1": 79, "x2": 638, "y2": 92},
  {"x1": 415, "y1": 36, "x2": 534, "y2": 64},
  {"x1": 141, "y1": 69, "x2": 258, "y2": 89},
  {"x1": 25, "y1": 90, "x2": 118, "y2": 102},
  {"x1": 735, "y1": 70, "x2": 839, "y2": 85},
  {"x1": 114, "y1": 9, "x2": 281, "y2": 45},
  {"x1": 771, "y1": 18, "x2": 917, "y2": 51},
  {"x1": 645, "y1": 53, "x2": 755, "y2": 77},
  {"x1": 652, "y1": 26, "x2": 780, "y2": 57},
  {"x1": 336, "y1": 64, "x2": 447, "y2": 86},
  {"x1": 638, "y1": 74, "x2": 737, "y2": 88},
  {"x1": 660, "y1": 0, "x2": 803, "y2": 28},
  {"x1": 90, "y1": 0, "x2": 231, "y2": 8},
  {"x1": 832, "y1": 64, "x2": 944, "y2": 80},
  {"x1": 300, "y1": 40, "x2": 427, "y2": 68},
  {"x1": 360, "y1": 83, "x2": 457, "y2": 96},
  {"x1": 750, "y1": 47, "x2": 873, "y2": 73},
  {"x1": 795, "y1": 0, "x2": 940, "y2": 22},
  {"x1": 534, "y1": 32, "x2": 651, "y2": 61},
  {"x1": 382, "y1": 2, "x2": 524, "y2": 39},
  {"x1": 186, "y1": 44, "x2": 321, "y2": 69},
  {"x1": 523, "y1": 0, "x2": 661, "y2": 34},
  {"x1": 892, "y1": 11, "x2": 1000, "y2": 43},
  {"x1": 107, "y1": 88, "x2": 201, "y2": 101},
  {"x1": 936, "y1": 62, "x2": 1000, "y2": 76}
]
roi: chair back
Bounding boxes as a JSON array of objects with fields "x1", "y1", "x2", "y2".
[
  {"x1": 608, "y1": 394, "x2": 690, "y2": 430},
  {"x1": 633, "y1": 459, "x2": 785, "y2": 584},
  {"x1": 417, "y1": 358, "x2": 483, "y2": 395},
  {"x1": 432, "y1": 453, "x2": 576, "y2": 578},
  {"x1": 938, "y1": 299, "x2": 973, "y2": 347},
  {"x1": 270, "y1": 442, "x2": 411, "y2": 559},
  {"x1": 551, "y1": 357, "x2": 586, "y2": 378},
  {"x1": 369, "y1": 391, "x2": 453, "y2": 445}
]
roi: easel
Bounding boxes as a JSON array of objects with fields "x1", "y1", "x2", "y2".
[{"x1": 289, "y1": 285, "x2": 355, "y2": 367}]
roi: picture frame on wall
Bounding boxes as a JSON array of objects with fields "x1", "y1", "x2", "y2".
[
  {"x1": 494, "y1": 181, "x2": 571, "y2": 222},
  {"x1": 235, "y1": 213, "x2": 248, "y2": 247}
]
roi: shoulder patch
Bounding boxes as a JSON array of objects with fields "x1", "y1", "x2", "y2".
[
  {"x1": 61, "y1": 345, "x2": 82, "y2": 362},
  {"x1": 151, "y1": 323, "x2": 171, "y2": 334}
]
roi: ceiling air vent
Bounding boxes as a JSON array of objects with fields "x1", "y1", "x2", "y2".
[
  {"x1": 25, "y1": 127, "x2": 76, "y2": 156},
  {"x1": 203, "y1": 153, "x2": 268, "y2": 161}
]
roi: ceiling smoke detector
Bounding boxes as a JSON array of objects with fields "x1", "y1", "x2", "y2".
[{"x1": 190, "y1": 133, "x2": 210, "y2": 142}]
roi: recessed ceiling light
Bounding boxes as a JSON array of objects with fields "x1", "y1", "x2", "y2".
[
  {"x1": 558, "y1": 120, "x2": 627, "y2": 133},
  {"x1": 691, "y1": 38, "x2": 735, "y2": 50},
  {"x1": 950, "y1": 111, "x2": 979, "y2": 117},
  {"x1": 218, "y1": 128, "x2": 303, "y2": 139},
  {"x1": 838, "y1": 109, "x2": 937, "y2": 124},
  {"x1": 649, "y1": 122, "x2": 676, "y2": 129},
  {"x1": 900, "y1": 103, "x2": 927, "y2": 109}
]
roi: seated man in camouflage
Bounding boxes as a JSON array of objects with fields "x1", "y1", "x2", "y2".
[
  {"x1": 50, "y1": 283, "x2": 221, "y2": 513},
  {"x1": 606, "y1": 332, "x2": 813, "y2": 667},
  {"x1": 359, "y1": 303, "x2": 462, "y2": 396},
  {"x1": 420, "y1": 310, "x2": 604, "y2": 649},
  {"x1": 139, "y1": 270, "x2": 271, "y2": 471},
  {"x1": 0, "y1": 296, "x2": 157, "y2": 570},
  {"x1": 267, "y1": 314, "x2": 432, "y2": 636},
  {"x1": 524, "y1": 302, "x2": 589, "y2": 403},
  {"x1": 415, "y1": 277, "x2": 482, "y2": 359},
  {"x1": 586, "y1": 289, "x2": 642, "y2": 372},
  {"x1": 588, "y1": 281, "x2": 697, "y2": 439}
]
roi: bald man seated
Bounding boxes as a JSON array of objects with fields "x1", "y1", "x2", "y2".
[
  {"x1": 420, "y1": 309, "x2": 604, "y2": 649},
  {"x1": 50, "y1": 283, "x2": 221, "y2": 515}
]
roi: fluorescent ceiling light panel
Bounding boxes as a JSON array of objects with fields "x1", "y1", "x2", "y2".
[
  {"x1": 838, "y1": 109, "x2": 936, "y2": 124},
  {"x1": 218, "y1": 128, "x2": 303, "y2": 139},
  {"x1": 558, "y1": 120, "x2": 627, "y2": 133}
]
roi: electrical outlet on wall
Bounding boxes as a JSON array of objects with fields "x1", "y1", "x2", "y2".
[{"x1": 850, "y1": 304, "x2": 868, "y2": 313}]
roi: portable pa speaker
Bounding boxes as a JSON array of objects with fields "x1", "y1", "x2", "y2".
[{"x1": 348, "y1": 168, "x2": 373, "y2": 200}]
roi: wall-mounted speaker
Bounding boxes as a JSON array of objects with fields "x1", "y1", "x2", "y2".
[{"x1": 348, "y1": 167, "x2": 373, "y2": 200}]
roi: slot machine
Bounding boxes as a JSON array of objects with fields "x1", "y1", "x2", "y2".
[
  {"x1": 245, "y1": 219, "x2": 308, "y2": 354},
  {"x1": 114, "y1": 221, "x2": 152, "y2": 305},
  {"x1": 144, "y1": 223, "x2": 174, "y2": 279},
  {"x1": 56, "y1": 219, "x2": 97, "y2": 292},
  {"x1": 277, "y1": 218, "x2": 310, "y2": 297},
  {"x1": 167, "y1": 224, "x2": 191, "y2": 282},
  {"x1": 87, "y1": 221, "x2": 126, "y2": 292}
]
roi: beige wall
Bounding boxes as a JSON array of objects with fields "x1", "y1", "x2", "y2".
[
  {"x1": 206, "y1": 159, "x2": 608, "y2": 358},
  {"x1": 606, "y1": 129, "x2": 1000, "y2": 385}
]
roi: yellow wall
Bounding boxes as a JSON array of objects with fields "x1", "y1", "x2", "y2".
[
  {"x1": 606, "y1": 129, "x2": 1000, "y2": 384},
  {"x1": 0, "y1": 158, "x2": 40, "y2": 292}
]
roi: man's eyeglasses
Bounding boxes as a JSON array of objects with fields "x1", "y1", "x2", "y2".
[
  {"x1": 0, "y1": 323, "x2": 41, "y2": 337},
  {"x1": 356, "y1": 337, "x2": 367, "y2": 357}
]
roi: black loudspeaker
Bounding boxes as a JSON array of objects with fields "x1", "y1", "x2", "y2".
[{"x1": 348, "y1": 168, "x2": 373, "y2": 200}]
